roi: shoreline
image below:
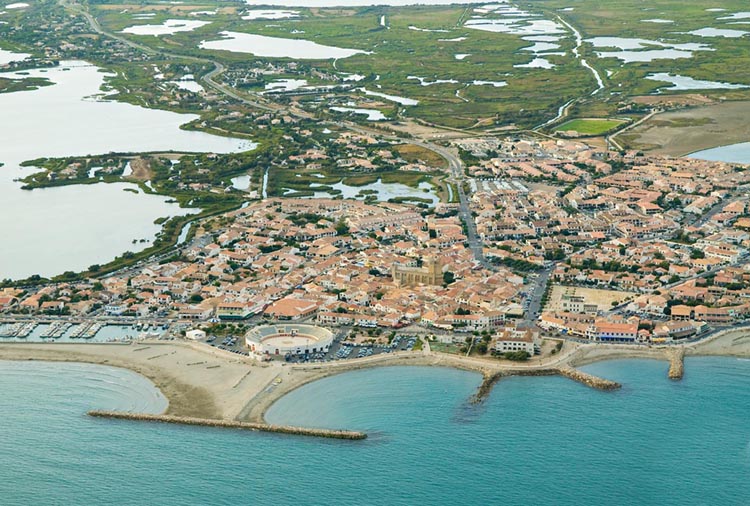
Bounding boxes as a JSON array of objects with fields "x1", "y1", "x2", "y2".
[
  {"x1": 682, "y1": 140, "x2": 747, "y2": 159},
  {"x1": 1, "y1": 329, "x2": 749, "y2": 433}
]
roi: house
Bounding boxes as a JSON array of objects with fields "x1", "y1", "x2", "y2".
[
  {"x1": 0, "y1": 296, "x2": 18, "y2": 310},
  {"x1": 40, "y1": 301, "x2": 65, "y2": 312},
  {"x1": 217, "y1": 301, "x2": 264, "y2": 320},
  {"x1": 264, "y1": 298, "x2": 319, "y2": 320},
  {"x1": 652, "y1": 321, "x2": 698, "y2": 342},
  {"x1": 317, "y1": 311, "x2": 354, "y2": 326}
]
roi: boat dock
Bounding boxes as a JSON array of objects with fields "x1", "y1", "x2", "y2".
[
  {"x1": 40, "y1": 322, "x2": 72, "y2": 339},
  {"x1": 0, "y1": 322, "x2": 38, "y2": 338},
  {"x1": 69, "y1": 322, "x2": 103, "y2": 339}
]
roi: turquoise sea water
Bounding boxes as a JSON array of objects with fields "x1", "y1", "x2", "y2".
[{"x1": 1, "y1": 358, "x2": 749, "y2": 505}]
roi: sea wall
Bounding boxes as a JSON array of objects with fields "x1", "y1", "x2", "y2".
[{"x1": 88, "y1": 410, "x2": 367, "y2": 440}]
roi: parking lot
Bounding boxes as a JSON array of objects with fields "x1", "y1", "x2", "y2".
[
  {"x1": 205, "y1": 334, "x2": 251, "y2": 356},
  {"x1": 278, "y1": 334, "x2": 420, "y2": 364}
]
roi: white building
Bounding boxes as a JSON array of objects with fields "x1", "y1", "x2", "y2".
[
  {"x1": 494, "y1": 329, "x2": 538, "y2": 355},
  {"x1": 186, "y1": 329, "x2": 206, "y2": 340}
]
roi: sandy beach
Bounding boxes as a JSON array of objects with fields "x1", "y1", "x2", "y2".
[{"x1": 1, "y1": 329, "x2": 749, "y2": 425}]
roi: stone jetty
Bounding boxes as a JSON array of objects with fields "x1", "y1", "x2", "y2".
[
  {"x1": 470, "y1": 371, "x2": 507, "y2": 403},
  {"x1": 471, "y1": 367, "x2": 620, "y2": 403},
  {"x1": 88, "y1": 411, "x2": 367, "y2": 440},
  {"x1": 667, "y1": 348, "x2": 685, "y2": 380},
  {"x1": 556, "y1": 367, "x2": 621, "y2": 390}
]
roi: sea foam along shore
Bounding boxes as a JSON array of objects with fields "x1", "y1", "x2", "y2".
[{"x1": 0, "y1": 328, "x2": 748, "y2": 434}]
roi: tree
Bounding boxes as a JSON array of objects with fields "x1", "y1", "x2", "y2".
[
  {"x1": 443, "y1": 271, "x2": 456, "y2": 285},
  {"x1": 504, "y1": 351, "x2": 530, "y2": 361},
  {"x1": 335, "y1": 217, "x2": 350, "y2": 236}
]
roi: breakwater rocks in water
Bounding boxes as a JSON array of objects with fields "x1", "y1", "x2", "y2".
[
  {"x1": 668, "y1": 348, "x2": 685, "y2": 380},
  {"x1": 470, "y1": 371, "x2": 507, "y2": 403},
  {"x1": 471, "y1": 367, "x2": 621, "y2": 403},
  {"x1": 556, "y1": 367, "x2": 621, "y2": 390},
  {"x1": 88, "y1": 411, "x2": 367, "y2": 440}
]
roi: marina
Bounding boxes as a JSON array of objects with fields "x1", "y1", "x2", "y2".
[{"x1": 0, "y1": 321, "x2": 153, "y2": 343}]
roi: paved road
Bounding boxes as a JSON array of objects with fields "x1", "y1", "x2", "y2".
[
  {"x1": 690, "y1": 192, "x2": 746, "y2": 228},
  {"x1": 411, "y1": 141, "x2": 493, "y2": 269},
  {"x1": 524, "y1": 265, "x2": 554, "y2": 322}
]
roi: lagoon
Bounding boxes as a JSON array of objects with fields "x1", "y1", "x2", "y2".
[
  {"x1": 0, "y1": 60, "x2": 252, "y2": 280},
  {"x1": 121, "y1": 19, "x2": 210, "y2": 36},
  {"x1": 242, "y1": 10, "x2": 300, "y2": 20},
  {"x1": 200, "y1": 31, "x2": 367, "y2": 59},
  {"x1": 515, "y1": 56, "x2": 555, "y2": 69},
  {"x1": 646, "y1": 72, "x2": 748, "y2": 91},
  {"x1": 718, "y1": 12, "x2": 750, "y2": 20},
  {"x1": 688, "y1": 27, "x2": 747, "y2": 38},
  {"x1": 360, "y1": 87, "x2": 419, "y2": 105},
  {"x1": 690, "y1": 143, "x2": 750, "y2": 164},
  {"x1": 0, "y1": 47, "x2": 29, "y2": 65},
  {"x1": 330, "y1": 106, "x2": 387, "y2": 121},
  {"x1": 264, "y1": 78, "x2": 308, "y2": 92},
  {"x1": 294, "y1": 178, "x2": 439, "y2": 205}
]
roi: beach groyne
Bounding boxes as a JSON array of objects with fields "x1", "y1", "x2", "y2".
[
  {"x1": 88, "y1": 411, "x2": 367, "y2": 440},
  {"x1": 470, "y1": 371, "x2": 507, "y2": 403},
  {"x1": 471, "y1": 367, "x2": 620, "y2": 403},
  {"x1": 668, "y1": 348, "x2": 685, "y2": 380},
  {"x1": 556, "y1": 367, "x2": 621, "y2": 390}
]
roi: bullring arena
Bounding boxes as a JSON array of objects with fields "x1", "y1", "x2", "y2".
[{"x1": 245, "y1": 324, "x2": 334, "y2": 357}]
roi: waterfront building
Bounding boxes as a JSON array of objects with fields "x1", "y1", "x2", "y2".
[
  {"x1": 587, "y1": 320, "x2": 639, "y2": 343},
  {"x1": 494, "y1": 329, "x2": 538, "y2": 355}
]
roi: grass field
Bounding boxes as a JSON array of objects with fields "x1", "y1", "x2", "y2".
[
  {"x1": 554, "y1": 118, "x2": 627, "y2": 136},
  {"x1": 393, "y1": 144, "x2": 448, "y2": 169}
]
